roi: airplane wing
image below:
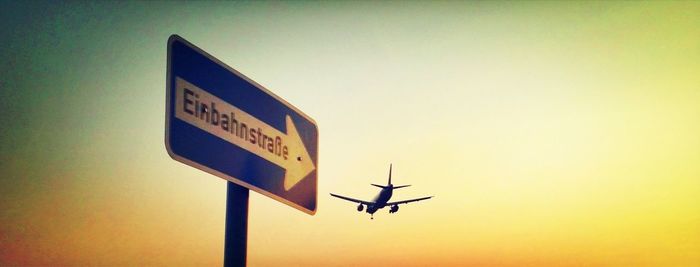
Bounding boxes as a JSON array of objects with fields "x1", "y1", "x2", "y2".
[
  {"x1": 386, "y1": 196, "x2": 433, "y2": 206},
  {"x1": 330, "y1": 193, "x2": 374, "y2": 205}
]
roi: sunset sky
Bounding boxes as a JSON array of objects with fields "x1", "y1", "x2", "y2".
[{"x1": 1, "y1": 1, "x2": 699, "y2": 266}]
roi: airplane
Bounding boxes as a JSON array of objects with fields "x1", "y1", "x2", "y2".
[{"x1": 330, "y1": 164, "x2": 433, "y2": 219}]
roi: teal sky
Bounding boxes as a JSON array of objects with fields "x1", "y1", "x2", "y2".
[{"x1": 2, "y1": 1, "x2": 699, "y2": 266}]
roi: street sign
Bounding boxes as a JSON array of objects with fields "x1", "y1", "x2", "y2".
[{"x1": 165, "y1": 35, "x2": 318, "y2": 214}]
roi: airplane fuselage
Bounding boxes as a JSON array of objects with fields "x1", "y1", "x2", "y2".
[{"x1": 366, "y1": 186, "x2": 393, "y2": 214}]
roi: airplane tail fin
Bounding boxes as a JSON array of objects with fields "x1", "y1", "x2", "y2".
[
  {"x1": 372, "y1": 164, "x2": 399, "y2": 189},
  {"x1": 388, "y1": 164, "x2": 392, "y2": 186}
]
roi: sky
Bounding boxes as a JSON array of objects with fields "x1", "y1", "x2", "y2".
[{"x1": 1, "y1": 1, "x2": 699, "y2": 266}]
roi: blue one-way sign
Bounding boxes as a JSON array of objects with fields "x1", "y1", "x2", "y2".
[{"x1": 165, "y1": 35, "x2": 318, "y2": 214}]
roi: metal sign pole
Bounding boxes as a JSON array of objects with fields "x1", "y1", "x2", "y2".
[{"x1": 224, "y1": 181, "x2": 249, "y2": 267}]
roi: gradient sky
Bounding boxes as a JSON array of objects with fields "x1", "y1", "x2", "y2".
[{"x1": 1, "y1": 1, "x2": 699, "y2": 266}]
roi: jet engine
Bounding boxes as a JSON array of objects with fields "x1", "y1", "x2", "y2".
[
  {"x1": 389, "y1": 205, "x2": 399, "y2": 213},
  {"x1": 357, "y1": 204, "x2": 364, "y2": 212}
]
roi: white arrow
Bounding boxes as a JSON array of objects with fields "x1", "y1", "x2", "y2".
[{"x1": 174, "y1": 77, "x2": 315, "y2": 190}]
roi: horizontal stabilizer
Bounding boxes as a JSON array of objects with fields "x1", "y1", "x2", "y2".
[
  {"x1": 393, "y1": 184, "x2": 411, "y2": 189},
  {"x1": 371, "y1": 183, "x2": 388, "y2": 189}
]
